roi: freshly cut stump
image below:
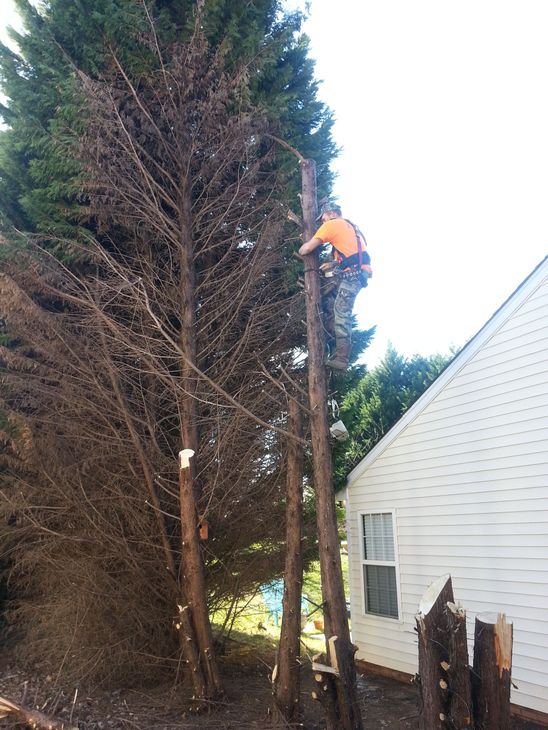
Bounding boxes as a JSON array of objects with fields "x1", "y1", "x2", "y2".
[
  {"x1": 472, "y1": 612, "x2": 513, "y2": 730},
  {"x1": 416, "y1": 575, "x2": 454, "y2": 729}
]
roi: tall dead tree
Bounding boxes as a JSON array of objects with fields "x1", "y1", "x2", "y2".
[
  {"x1": 272, "y1": 396, "x2": 305, "y2": 723},
  {"x1": 300, "y1": 158, "x2": 363, "y2": 730}
]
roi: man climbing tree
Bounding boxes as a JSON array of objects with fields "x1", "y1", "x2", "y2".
[{"x1": 299, "y1": 202, "x2": 372, "y2": 370}]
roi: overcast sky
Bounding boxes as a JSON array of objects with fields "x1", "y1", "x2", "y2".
[{"x1": 2, "y1": 1, "x2": 547, "y2": 367}]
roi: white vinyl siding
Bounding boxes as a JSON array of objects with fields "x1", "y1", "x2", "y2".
[
  {"x1": 360, "y1": 512, "x2": 399, "y2": 619},
  {"x1": 346, "y1": 261, "x2": 548, "y2": 716}
]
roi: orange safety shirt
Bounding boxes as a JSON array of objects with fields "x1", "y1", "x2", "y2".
[{"x1": 313, "y1": 218, "x2": 372, "y2": 274}]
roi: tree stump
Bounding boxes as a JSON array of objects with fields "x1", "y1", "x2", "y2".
[
  {"x1": 446, "y1": 601, "x2": 473, "y2": 728},
  {"x1": 472, "y1": 612, "x2": 513, "y2": 730},
  {"x1": 416, "y1": 575, "x2": 454, "y2": 729}
]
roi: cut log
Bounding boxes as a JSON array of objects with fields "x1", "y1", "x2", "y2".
[
  {"x1": 446, "y1": 601, "x2": 473, "y2": 728},
  {"x1": 472, "y1": 612, "x2": 513, "y2": 730},
  {"x1": 416, "y1": 575, "x2": 454, "y2": 729},
  {"x1": 0, "y1": 695, "x2": 78, "y2": 730}
]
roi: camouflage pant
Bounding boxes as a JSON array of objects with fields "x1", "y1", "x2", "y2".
[{"x1": 323, "y1": 275, "x2": 362, "y2": 347}]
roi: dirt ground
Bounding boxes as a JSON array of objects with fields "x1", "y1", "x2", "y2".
[{"x1": 0, "y1": 645, "x2": 543, "y2": 730}]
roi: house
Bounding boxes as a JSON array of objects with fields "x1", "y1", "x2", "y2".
[{"x1": 344, "y1": 257, "x2": 548, "y2": 722}]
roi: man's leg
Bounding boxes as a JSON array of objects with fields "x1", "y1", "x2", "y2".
[
  {"x1": 321, "y1": 279, "x2": 338, "y2": 351},
  {"x1": 327, "y1": 277, "x2": 361, "y2": 370}
]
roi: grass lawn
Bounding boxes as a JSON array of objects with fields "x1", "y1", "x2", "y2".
[{"x1": 213, "y1": 551, "x2": 350, "y2": 659}]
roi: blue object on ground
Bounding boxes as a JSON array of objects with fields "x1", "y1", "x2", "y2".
[{"x1": 260, "y1": 580, "x2": 309, "y2": 626}]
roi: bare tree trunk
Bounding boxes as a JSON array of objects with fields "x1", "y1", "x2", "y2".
[
  {"x1": 300, "y1": 158, "x2": 363, "y2": 730},
  {"x1": 273, "y1": 396, "x2": 304, "y2": 723},
  {"x1": 446, "y1": 601, "x2": 473, "y2": 728},
  {"x1": 179, "y1": 452, "x2": 223, "y2": 701},
  {"x1": 416, "y1": 575, "x2": 455, "y2": 729},
  {"x1": 472, "y1": 613, "x2": 513, "y2": 730},
  {"x1": 178, "y1": 192, "x2": 200, "y2": 473},
  {"x1": 177, "y1": 192, "x2": 223, "y2": 701}
]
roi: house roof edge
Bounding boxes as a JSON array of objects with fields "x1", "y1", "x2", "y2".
[{"x1": 346, "y1": 255, "x2": 548, "y2": 488}]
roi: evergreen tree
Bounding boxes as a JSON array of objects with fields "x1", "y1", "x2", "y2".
[
  {"x1": 0, "y1": 0, "x2": 372, "y2": 688},
  {"x1": 0, "y1": 2, "x2": 337, "y2": 685},
  {"x1": 0, "y1": 0, "x2": 336, "y2": 247},
  {"x1": 332, "y1": 345, "x2": 451, "y2": 487}
]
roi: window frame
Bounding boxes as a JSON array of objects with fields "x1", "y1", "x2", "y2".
[{"x1": 358, "y1": 509, "x2": 402, "y2": 622}]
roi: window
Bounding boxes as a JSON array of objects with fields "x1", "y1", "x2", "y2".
[{"x1": 361, "y1": 512, "x2": 399, "y2": 619}]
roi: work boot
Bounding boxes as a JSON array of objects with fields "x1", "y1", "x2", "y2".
[{"x1": 326, "y1": 338, "x2": 351, "y2": 371}]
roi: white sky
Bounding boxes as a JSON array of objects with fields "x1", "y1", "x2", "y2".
[
  {"x1": 2, "y1": 1, "x2": 547, "y2": 368},
  {"x1": 301, "y1": 0, "x2": 548, "y2": 366}
]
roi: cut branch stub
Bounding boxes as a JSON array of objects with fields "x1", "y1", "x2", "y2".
[
  {"x1": 472, "y1": 612, "x2": 513, "y2": 730},
  {"x1": 416, "y1": 574, "x2": 454, "y2": 729},
  {"x1": 311, "y1": 654, "x2": 339, "y2": 730}
]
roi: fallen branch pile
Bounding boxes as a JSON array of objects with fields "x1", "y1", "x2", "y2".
[{"x1": 0, "y1": 695, "x2": 78, "y2": 730}]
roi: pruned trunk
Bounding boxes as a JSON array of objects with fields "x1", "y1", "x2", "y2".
[
  {"x1": 176, "y1": 600, "x2": 208, "y2": 701},
  {"x1": 273, "y1": 396, "x2": 305, "y2": 723},
  {"x1": 416, "y1": 574, "x2": 455, "y2": 729},
  {"x1": 176, "y1": 192, "x2": 222, "y2": 701},
  {"x1": 300, "y1": 158, "x2": 363, "y2": 730},
  {"x1": 446, "y1": 601, "x2": 473, "y2": 728},
  {"x1": 179, "y1": 450, "x2": 223, "y2": 701},
  {"x1": 472, "y1": 613, "x2": 513, "y2": 730}
]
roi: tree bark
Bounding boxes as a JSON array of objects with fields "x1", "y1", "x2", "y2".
[
  {"x1": 416, "y1": 574, "x2": 455, "y2": 729},
  {"x1": 300, "y1": 158, "x2": 363, "y2": 730},
  {"x1": 178, "y1": 191, "x2": 200, "y2": 475},
  {"x1": 175, "y1": 191, "x2": 223, "y2": 701},
  {"x1": 179, "y1": 451, "x2": 223, "y2": 700},
  {"x1": 312, "y1": 668, "x2": 339, "y2": 729},
  {"x1": 446, "y1": 601, "x2": 473, "y2": 728},
  {"x1": 472, "y1": 613, "x2": 513, "y2": 730},
  {"x1": 272, "y1": 396, "x2": 305, "y2": 723}
]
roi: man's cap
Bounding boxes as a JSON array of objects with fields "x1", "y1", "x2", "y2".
[{"x1": 317, "y1": 200, "x2": 341, "y2": 220}]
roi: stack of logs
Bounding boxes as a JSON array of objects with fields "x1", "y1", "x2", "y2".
[{"x1": 416, "y1": 574, "x2": 514, "y2": 730}]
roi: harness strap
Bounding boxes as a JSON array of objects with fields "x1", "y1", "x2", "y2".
[{"x1": 334, "y1": 219, "x2": 371, "y2": 271}]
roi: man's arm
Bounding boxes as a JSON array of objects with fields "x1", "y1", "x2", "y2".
[{"x1": 298, "y1": 236, "x2": 323, "y2": 256}]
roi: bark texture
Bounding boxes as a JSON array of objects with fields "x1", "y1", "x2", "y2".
[
  {"x1": 416, "y1": 575, "x2": 455, "y2": 729},
  {"x1": 272, "y1": 397, "x2": 305, "y2": 723},
  {"x1": 179, "y1": 452, "x2": 223, "y2": 700},
  {"x1": 446, "y1": 601, "x2": 474, "y2": 728},
  {"x1": 472, "y1": 613, "x2": 513, "y2": 730},
  {"x1": 301, "y1": 159, "x2": 363, "y2": 730}
]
